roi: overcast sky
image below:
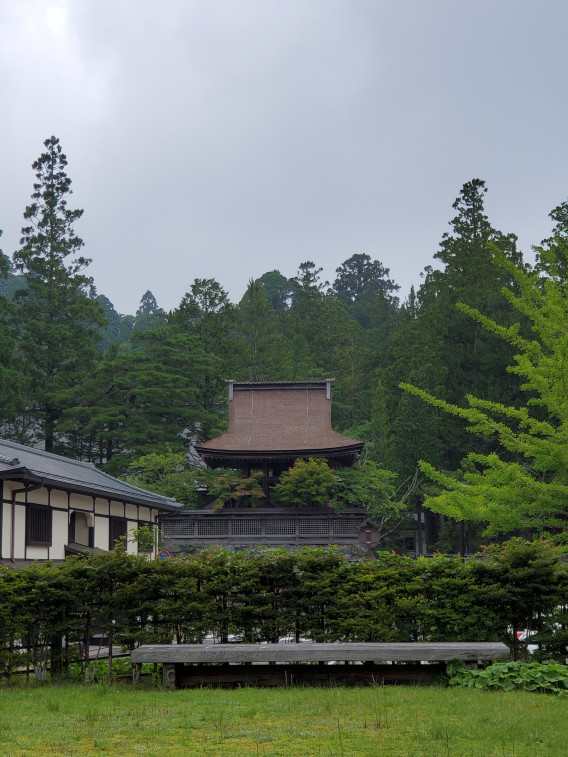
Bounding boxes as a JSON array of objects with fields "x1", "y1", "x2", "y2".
[{"x1": 1, "y1": 0, "x2": 567, "y2": 314}]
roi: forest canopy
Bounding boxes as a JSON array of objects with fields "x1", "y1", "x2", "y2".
[{"x1": 2, "y1": 138, "x2": 568, "y2": 550}]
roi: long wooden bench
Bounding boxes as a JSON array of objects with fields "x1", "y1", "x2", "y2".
[{"x1": 130, "y1": 642, "x2": 510, "y2": 689}]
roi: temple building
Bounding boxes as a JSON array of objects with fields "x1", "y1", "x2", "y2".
[
  {"x1": 195, "y1": 380, "x2": 364, "y2": 504},
  {"x1": 162, "y1": 380, "x2": 379, "y2": 556}
]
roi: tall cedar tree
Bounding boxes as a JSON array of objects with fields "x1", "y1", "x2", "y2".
[
  {"x1": 393, "y1": 180, "x2": 525, "y2": 470},
  {"x1": 133, "y1": 290, "x2": 167, "y2": 331},
  {"x1": 285, "y1": 261, "x2": 367, "y2": 427},
  {"x1": 403, "y1": 237, "x2": 568, "y2": 540},
  {"x1": 332, "y1": 254, "x2": 401, "y2": 426},
  {"x1": 332, "y1": 253, "x2": 399, "y2": 328},
  {"x1": 12, "y1": 136, "x2": 105, "y2": 452},
  {"x1": 255, "y1": 270, "x2": 293, "y2": 310},
  {"x1": 0, "y1": 238, "x2": 21, "y2": 422},
  {"x1": 170, "y1": 278, "x2": 240, "y2": 431},
  {"x1": 236, "y1": 279, "x2": 292, "y2": 381}
]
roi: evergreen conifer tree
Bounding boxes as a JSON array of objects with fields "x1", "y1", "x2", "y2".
[
  {"x1": 403, "y1": 238, "x2": 568, "y2": 541},
  {"x1": 0, "y1": 234, "x2": 20, "y2": 425},
  {"x1": 12, "y1": 136, "x2": 105, "y2": 451}
]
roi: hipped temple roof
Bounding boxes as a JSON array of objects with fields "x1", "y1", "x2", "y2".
[{"x1": 195, "y1": 381, "x2": 363, "y2": 458}]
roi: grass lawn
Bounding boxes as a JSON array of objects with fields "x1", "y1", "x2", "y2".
[{"x1": 0, "y1": 681, "x2": 566, "y2": 756}]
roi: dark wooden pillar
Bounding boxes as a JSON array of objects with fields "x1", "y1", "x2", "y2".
[{"x1": 263, "y1": 463, "x2": 270, "y2": 503}]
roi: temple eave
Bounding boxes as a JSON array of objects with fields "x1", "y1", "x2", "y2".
[{"x1": 194, "y1": 444, "x2": 364, "y2": 461}]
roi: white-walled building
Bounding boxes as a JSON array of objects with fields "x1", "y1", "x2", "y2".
[{"x1": 0, "y1": 439, "x2": 180, "y2": 566}]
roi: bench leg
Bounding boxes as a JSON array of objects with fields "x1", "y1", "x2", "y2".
[
  {"x1": 163, "y1": 663, "x2": 177, "y2": 690},
  {"x1": 132, "y1": 663, "x2": 142, "y2": 685}
]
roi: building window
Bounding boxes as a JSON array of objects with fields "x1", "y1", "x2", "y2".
[
  {"x1": 109, "y1": 517, "x2": 128, "y2": 549},
  {"x1": 26, "y1": 504, "x2": 52, "y2": 546}
]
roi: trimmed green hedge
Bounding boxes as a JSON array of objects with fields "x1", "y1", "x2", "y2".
[{"x1": 1, "y1": 539, "x2": 566, "y2": 679}]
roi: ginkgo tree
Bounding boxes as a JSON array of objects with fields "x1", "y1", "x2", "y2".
[{"x1": 402, "y1": 240, "x2": 568, "y2": 541}]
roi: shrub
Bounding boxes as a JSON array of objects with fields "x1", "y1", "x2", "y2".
[{"x1": 447, "y1": 660, "x2": 568, "y2": 695}]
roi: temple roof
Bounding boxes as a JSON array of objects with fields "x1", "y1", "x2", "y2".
[{"x1": 195, "y1": 381, "x2": 363, "y2": 459}]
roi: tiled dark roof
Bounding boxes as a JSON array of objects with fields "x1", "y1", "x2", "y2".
[
  {"x1": 0, "y1": 439, "x2": 180, "y2": 511},
  {"x1": 196, "y1": 381, "x2": 363, "y2": 455}
]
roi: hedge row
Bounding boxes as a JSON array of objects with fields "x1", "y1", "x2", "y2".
[{"x1": 1, "y1": 539, "x2": 567, "y2": 679}]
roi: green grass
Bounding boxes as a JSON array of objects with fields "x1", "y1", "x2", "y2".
[{"x1": 0, "y1": 681, "x2": 566, "y2": 756}]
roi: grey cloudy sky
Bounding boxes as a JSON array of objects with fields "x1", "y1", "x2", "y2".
[{"x1": 1, "y1": 0, "x2": 567, "y2": 314}]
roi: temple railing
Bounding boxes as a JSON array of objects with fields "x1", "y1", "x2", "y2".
[{"x1": 160, "y1": 508, "x2": 370, "y2": 544}]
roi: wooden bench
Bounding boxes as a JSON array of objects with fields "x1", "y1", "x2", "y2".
[{"x1": 130, "y1": 642, "x2": 510, "y2": 689}]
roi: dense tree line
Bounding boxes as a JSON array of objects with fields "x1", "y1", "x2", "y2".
[
  {"x1": 2, "y1": 137, "x2": 568, "y2": 549},
  {"x1": 0, "y1": 541, "x2": 565, "y2": 679}
]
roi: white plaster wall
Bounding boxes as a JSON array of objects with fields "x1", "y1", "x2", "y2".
[
  {"x1": 94, "y1": 498, "x2": 109, "y2": 515},
  {"x1": 94, "y1": 515, "x2": 109, "y2": 551},
  {"x1": 1, "y1": 502, "x2": 9, "y2": 558},
  {"x1": 26, "y1": 545, "x2": 49, "y2": 560},
  {"x1": 30, "y1": 488, "x2": 50, "y2": 506},
  {"x1": 51, "y1": 509, "x2": 68, "y2": 559},
  {"x1": 49, "y1": 490, "x2": 68, "y2": 509},
  {"x1": 69, "y1": 493, "x2": 92, "y2": 510},
  {"x1": 13, "y1": 504, "x2": 26, "y2": 559},
  {"x1": 73, "y1": 512, "x2": 91, "y2": 545},
  {"x1": 110, "y1": 501, "x2": 125, "y2": 517},
  {"x1": 126, "y1": 520, "x2": 138, "y2": 555},
  {"x1": 125, "y1": 503, "x2": 137, "y2": 520},
  {"x1": 139, "y1": 506, "x2": 151, "y2": 521}
]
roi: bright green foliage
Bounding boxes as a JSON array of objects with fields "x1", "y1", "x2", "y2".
[
  {"x1": 126, "y1": 450, "x2": 200, "y2": 506},
  {"x1": 11, "y1": 136, "x2": 105, "y2": 451},
  {"x1": 402, "y1": 240, "x2": 568, "y2": 538},
  {"x1": 272, "y1": 458, "x2": 336, "y2": 507},
  {"x1": 333, "y1": 461, "x2": 405, "y2": 540},
  {"x1": 447, "y1": 660, "x2": 568, "y2": 694},
  {"x1": 130, "y1": 524, "x2": 156, "y2": 552}
]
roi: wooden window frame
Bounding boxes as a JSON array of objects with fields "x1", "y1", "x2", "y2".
[
  {"x1": 26, "y1": 503, "x2": 52, "y2": 547},
  {"x1": 109, "y1": 516, "x2": 128, "y2": 550}
]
